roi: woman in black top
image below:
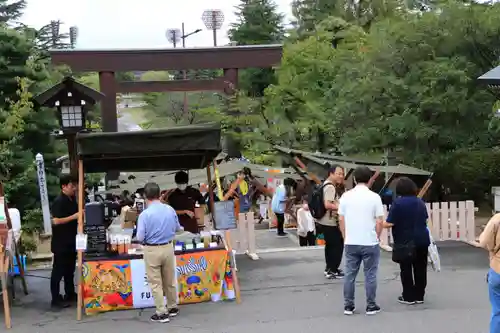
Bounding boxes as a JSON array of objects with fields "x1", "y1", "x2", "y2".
[{"x1": 384, "y1": 177, "x2": 430, "y2": 305}]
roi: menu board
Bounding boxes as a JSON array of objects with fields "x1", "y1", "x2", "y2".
[
  {"x1": 213, "y1": 201, "x2": 237, "y2": 230},
  {"x1": 84, "y1": 225, "x2": 107, "y2": 253}
]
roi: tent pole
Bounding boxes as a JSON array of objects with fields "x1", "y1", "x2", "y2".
[
  {"x1": 76, "y1": 159, "x2": 84, "y2": 321},
  {"x1": 367, "y1": 171, "x2": 381, "y2": 189},
  {"x1": 418, "y1": 178, "x2": 432, "y2": 198},
  {"x1": 206, "y1": 165, "x2": 215, "y2": 228},
  {"x1": 212, "y1": 161, "x2": 241, "y2": 304},
  {"x1": 293, "y1": 156, "x2": 321, "y2": 184}
]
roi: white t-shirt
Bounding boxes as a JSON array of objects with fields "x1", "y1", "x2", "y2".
[{"x1": 338, "y1": 184, "x2": 384, "y2": 246}]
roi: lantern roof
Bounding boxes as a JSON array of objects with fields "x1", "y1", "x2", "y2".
[{"x1": 34, "y1": 76, "x2": 105, "y2": 107}]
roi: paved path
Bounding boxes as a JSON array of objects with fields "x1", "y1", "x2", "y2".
[{"x1": 3, "y1": 242, "x2": 490, "y2": 333}]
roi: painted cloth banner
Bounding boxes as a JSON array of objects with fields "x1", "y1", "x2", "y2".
[{"x1": 82, "y1": 249, "x2": 235, "y2": 314}]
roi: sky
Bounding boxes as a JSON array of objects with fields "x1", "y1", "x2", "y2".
[{"x1": 21, "y1": 0, "x2": 294, "y2": 49}]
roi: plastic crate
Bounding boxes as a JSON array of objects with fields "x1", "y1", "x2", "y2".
[{"x1": 10, "y1": 254, "x2": 26, "y2": 276}]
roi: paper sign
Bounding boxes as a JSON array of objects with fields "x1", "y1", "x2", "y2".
[
  {"x1": 76, "y1": 234, "x2": 88, "y2": 251},
  {"x1": 213, "y1": 201, "x2": 237, "y2": 230}
]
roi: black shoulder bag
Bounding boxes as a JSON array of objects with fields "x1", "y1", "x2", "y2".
[{"x1": 391, "y1": 225, "x2": 416, "y2": 264}]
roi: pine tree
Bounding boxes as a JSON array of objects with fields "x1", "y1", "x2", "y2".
[
  {"x1": 228, "y1": 0, "x2": 285, "y2": 97},
  {"x1": 291, "y1": 0, "x2": 338, "y2": 38},
  {"x1": 0, "y1": 0, "x2": 25, "y2": 24},
  {"x1": 0, "y1": 23, "x2": 61, "y2": 222}
]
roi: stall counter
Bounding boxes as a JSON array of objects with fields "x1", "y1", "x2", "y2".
[{"x1": 82, "y1": 247, "x2": 235, "y2": 314}]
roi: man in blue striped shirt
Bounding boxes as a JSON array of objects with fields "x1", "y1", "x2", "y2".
[{"x1": 136, "y1": 182, "x2": 183, "y2": 323}]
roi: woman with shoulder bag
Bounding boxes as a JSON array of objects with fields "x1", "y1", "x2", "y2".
[{"x1": 383, "y1": 177, "x2": 430, "y2": 305}]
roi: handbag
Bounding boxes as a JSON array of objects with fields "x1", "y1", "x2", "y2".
[
  {"x1": 392, "y1": 223, "x2": 416, "y2": 263},
  {"x1": 392, "y1": 240, "x2": 416, "y2": 263},
  {"x1": 427, "y1": 227, "x2": 441, "y2": 272}
]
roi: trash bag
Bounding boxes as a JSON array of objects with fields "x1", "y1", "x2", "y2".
[{"x1": 428, "y1": 227, "x2": 441, "y2": 272}]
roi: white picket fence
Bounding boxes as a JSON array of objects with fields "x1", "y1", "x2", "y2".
[{"x1": 379, "y1": 200, "x2": 476, "y2": 249}]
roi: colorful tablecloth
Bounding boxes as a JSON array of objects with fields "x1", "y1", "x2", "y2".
[{"x1": 82, "y1": 249, "x2": 235, "y2": 314}]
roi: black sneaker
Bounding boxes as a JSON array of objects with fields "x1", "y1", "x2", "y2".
[
  {"x1": 151, "y1": 313, "x2": 170, "y2": 323},
  {"x1": 397, "y1": 296, "x2": 416, "y2": 305},
  {"x1": 51, "y1": 295, "x2": 70, "y2": 309},
  {"x1": 51, "y1": 299, "x2": 70, "y2": 310},
  {"x1": 334, "y1": 269, "x2": 345, "y2": 278},
  {"x1": 366, "y1": 304, "x2": 381, "y2": 315},
  {"x1": 344, "y1": 305, "x2": 355, "y2": 315},
  {"x1": 64, "y1": 293, "x2": 77, "y2": 303},
  {"x1": 415, "y1": 299, "x2": 424, "y2": 304},
  {"x1": 277, "y1": 232, "x2": 288, "y2": 237},
  {"x1": 324, "y1": 269, "x2": 334, "y2": 279},
  {"x1": 168, "y1": 308, "x2": 179, "y2": 317}
]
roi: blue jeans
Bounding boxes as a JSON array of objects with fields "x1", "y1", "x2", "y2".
[
  {"x1": 344, "y1": 244, "x2": 380, "y2": 307},
  {"x1": 488, "y1": 269, "x2": 500, "y2": 333}
]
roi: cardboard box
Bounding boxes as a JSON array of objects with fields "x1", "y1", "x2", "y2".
[
  {"x1": 121, "y1": 208, "x2": 137, "y2": 229},
  {"x1": 195, "y1": 207, "x2": 205, "y2": 226}
]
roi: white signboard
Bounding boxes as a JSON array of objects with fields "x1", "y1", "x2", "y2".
[
  {"x1": 130, "y1": 259, "x2": 178, "y2": 308},
  {"x1": 0, "y1": 197, "x2": 6, "y2": 224},
  {"x1": 35, "y1": 153, "x2": 52, "y2": 234}
]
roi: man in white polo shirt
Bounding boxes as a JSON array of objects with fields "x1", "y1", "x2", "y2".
[{"x1": 338, "y1": 166, "x2": 384, "y2": 316}]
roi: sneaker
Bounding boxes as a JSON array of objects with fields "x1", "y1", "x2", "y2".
[
  {"x1": 277, "y1": 232, "x2": 288, "y2": 237},
  {"x1": 415, "y1": 300, "x2": 424, "y2": 304},
  {"x1": 168, "y1": 308, "x2": 180, "y2": 317},
  {"x1": 366, "y1": 304, "x2": 381, "y2": 315},
  {"x1": 324, "y1": 270, "x2": 334, "y2": 279},
  {"x1": 397, "y1": 296, "x2": 416, "y2": 305},
  {"x1": 151, "y1": 313, "x2": 170, "y2": 323},
  {"x1": 334, "y1": 269, "x2": 345, "y2": 278},
  {"x1": 51, "y1": 295, "x2": 70, "y2": 309},
  {"x1": 344, "y1": 305, "x2": 355, "y2": 315},
  {"x1": 64, "y1": 293, "x2": 77, "y2": 303}
]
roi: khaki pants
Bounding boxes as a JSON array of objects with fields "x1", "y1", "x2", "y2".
[{"x1": 143, "y1": 243, "x2": 177, "y2": 314}]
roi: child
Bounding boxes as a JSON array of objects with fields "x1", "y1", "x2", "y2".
[
  {"x1": 297, "y1": 200, "x2": 316, "y2": 246},
  {"x1": 257, "y1": 194, "x2": 269, "y2": 223}
]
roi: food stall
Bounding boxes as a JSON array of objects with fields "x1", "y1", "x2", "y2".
[{"x1": 73, "y1": 123, "x2": 240, "y2": 318}]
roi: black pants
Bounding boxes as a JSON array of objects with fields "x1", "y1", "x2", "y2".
[
  {"x1": 323, "y1": 225, "x2": 344, "y2": 272},
  {"x1": 299, "y1": 231, "x2": 316, "y2": 246},
  {"x1": 399, "y1": 246, "x2": 428, "y2": 301},
  {"x1": 276, "y1": 213, "x2": 285, "y2": 234},
  {"x1": 51, "y1": 251, "x2": 77, "y2": 301}
]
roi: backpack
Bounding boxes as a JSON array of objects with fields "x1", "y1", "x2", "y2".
[{"x1": 308, "y1": 183, "x2": 334, "y2": 219}]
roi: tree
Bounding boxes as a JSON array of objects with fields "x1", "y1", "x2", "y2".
[
  {"x1": 0, "y1": 0, "x2": 25, "y2": 25},
  {"x1": 264, "y1": 1, "x2": 500, "y2": 204},
  {"x1": 138, "y1": 71, "x2": 222, "y2": 127},
  {"x1": 0, "y1": 21, "x2": 63, "y2": 225},
  {"x1": 228, "y1": 0, "x2": 285, "y2": 96}
]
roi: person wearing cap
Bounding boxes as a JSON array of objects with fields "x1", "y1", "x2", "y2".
[{"x1": 167, "y1": 171, "x2": 204, "y2": 233}]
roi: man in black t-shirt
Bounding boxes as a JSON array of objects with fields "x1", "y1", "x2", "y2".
[
  {"x1": 167, "y1": 171, "x2": 204, "y2": 234},
  {"x1": 50, "y1": 174, "x2": 79, "y2": 309}
]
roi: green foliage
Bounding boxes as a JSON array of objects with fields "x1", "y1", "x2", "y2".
[
  {"x1": 229, "y1": 0, "x2": 285, "y2": 96},
  {"x1": 21, "y1": 208, "x2": 43, "y2": 234},
  {"x1": 0, "y1": 0, "x2": 25, "y2": 25},
  {"x1": 436, "y1": 149, "x2": 500, "y2": 204},
  {"x1": 260, "y1": 1, "x2": 500, "y2": 202}
]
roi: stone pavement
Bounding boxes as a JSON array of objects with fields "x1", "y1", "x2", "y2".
[{"x1": 1, "y1": 241, "x2": 491, "y2": 333}]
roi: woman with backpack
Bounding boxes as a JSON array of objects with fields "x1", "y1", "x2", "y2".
[{"x1": 311, "y1": 165, "x2": 345, "y2": 279}]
